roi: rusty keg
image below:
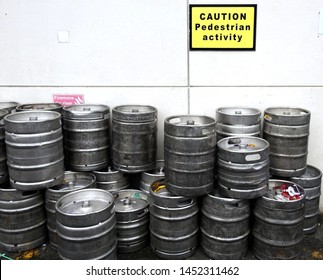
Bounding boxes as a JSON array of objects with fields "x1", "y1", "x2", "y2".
[
  {"x1": 114, "y1": 189, "x2": 149, "y2": 253},
  {"x1": 201, "y1": 190, "x2": 250, "y2": 259},
  {"x1": 289, "y1": 165, "x2": 322, "y2": 234},
  {"x1": 56, "y1": 188, "x2": 117, "y2": 260},
  {"x1": 112, "y1": 105, "x2": 157, "y2": 173},
  {"x1": 45, "y1": 171, "x2": 97, "y2": 249},
  {"x1": 93, "y1": 166, "x2": 130, "y2": 193},
  {"x1": 149, "y1": 179, "x2": 199, "y2": 259},
  {"x1": 216, "y1": 107, "x2": 261, "y2": 142},
  {"x1": 4, "y1": 111, "x2": 65, "y2": 190},
  {"x1": 164, "y1": 115, "x2": 216, "y2": 196},
  {"x1": 217, "y1": 136, "x2": 269, "y2": 199},
  {"x1": 0, "y1": 186, "x2": 47, "y2": 252},
  {"x1": 62, "y1": 104, "x2": 110, "y2": 171},
  {"x1": 252, "y1": 179, "x2": 305, "y2": 259},
  {"x1": 263, "y1": 107, "x2": 310, "y2": 177}
]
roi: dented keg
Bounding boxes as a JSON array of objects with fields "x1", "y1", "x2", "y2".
[
  {"x1": 289, "y1": 165, "x2": 322, "y2": 234},
  {"x1": 0, "y1": 186, "x2": 47, "y2": 252},
  {"x1": 16, "y1": 103, "x2": 63, "y2": 113},
  {"x1": 201, "y1": 190, "x2": 250, "y2": 259},
  {"x1": 0, "y1": 101, "x2": 19, "y2": 113},
  {"x1": 45, "y1": 171, "x2": 97, "y2": 249},
  {"x1": 4, "y1": 111, "x2": 65, "y2": 190},
  {"x1": 252, "y1": 180, "x2": 305, "y2": 260},
  {"x1": 149, "y1": 179, "x2": 199, "y2": 259},
  {"x1": 62, "y1": 104, "x2": 110, "y2": 171},
  {"x1": 93, "y1": 167, "x2": 130, "y2": 193},
  {"x1": 140, "y1": 160, "x2": 165, "y2": 195},
  {"x1": 217, "y1": 136, "x2": 269, "y2": 199},
  {"x1": 164, "y1": 115, "x2": 216, "y2": 196},
  {"x1": 263, "y1": 107, "x2": 311, "y2": 177},
  {"x1": 216, "y1": 107, "x2": 261, "y2": 141},
  {"x1": 0, "y1": 110, "x2": 9, "y2": 186},
  {"x1": 55, "y1": 188, "x2": 117, "y2": 260},
  {"x1": 114, "y1": 189, "x2": 149, "y2": 253},
  {"x1": 112, "y1": 105, "x2": 157, "y2": 173}
]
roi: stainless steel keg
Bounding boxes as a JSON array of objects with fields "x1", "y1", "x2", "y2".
[
  {"x1": 140, "y1": 160, "x2": 165, "y2": 195},
  {"x1": 16, "y1": 103, "x2": 63, "y2": 113},
  {"x1": 164, "y1": 115, "x2": 216, "y2": 196},
  {"x1": 45, "y1": 171, "x2": 97, "y2": 249},
  {"x1": 263, "y1": 107, "x2": 311, "y2": 177},
  {"x1": 0, "y1": 110, "x2": 9, "y2": 186},
  {"x1": 149, "y1": 179, "x2": 199, "y2": 259},
  {"x1": 0, "y1": 101, "x2": 19, "y2": 113},
  {"x1": 4, "y1": 111, "x2": 65, "y2": 190},
  {"x1": 216, "y1": 107, "x2": 261, "y2": 142},
  {"x1": 55, "y1": 188, "x2": 117, "y2": 260},
  {"x1": 289, "y1": 165, "x2": 322, "y2": 234},
  {"x1": 217, "y1": 136, "x2": 269, "y2": 199},
  {"x1": 112, "y1": 105, "x2": 158, "y2": 173},
  {"x1": 201, "y1": 190, "x2": 250, "y2": 259},
  {"x1": 62, "y1": 104, "x2": 110, "y2": 171},
  {"x1": 114, "y1": 189, "x2": 149, "y2": 253},
  {"x1": 0, "y1": 186, "x2": 47, "y2": 252},
  {"x1": 93, "y1": 166, "x2": 130, "y2": 193},
  {"x1": 252, "y1": 179, "x2": 305, "y2": 259}
]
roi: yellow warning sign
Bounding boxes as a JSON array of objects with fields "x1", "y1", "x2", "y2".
[{"x1": 190, "y1": 5, "x2": 257, "y2": 50}]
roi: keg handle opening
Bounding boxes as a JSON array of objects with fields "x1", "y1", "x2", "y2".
[
  {"x1": 137, "y1": 208, "x2": 149, "y2": 218},
  {"x1": 177, "y1": 198, "x2": 194, "y2": 207},
  {"x1": 245, "y1": 154, "x2": 261, "y2": 161}
]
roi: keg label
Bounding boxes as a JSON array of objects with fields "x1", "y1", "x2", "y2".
[
  {"x1": 190, "y1": 5, "x2": 257, "y2": 50},
  {"x1": 53, "y1": 94, "x2": 84, "y2": 107}
]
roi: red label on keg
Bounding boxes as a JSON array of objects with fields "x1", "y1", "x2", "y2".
[{"x1": 53, "y1": 94, "x2": 84, "y2": 107}]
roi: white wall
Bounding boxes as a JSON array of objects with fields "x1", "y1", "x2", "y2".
[{"x1": 1, "y1": 0, "x2": 323, "y2": 210}]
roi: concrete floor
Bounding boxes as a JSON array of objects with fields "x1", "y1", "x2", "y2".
[{"x1": 1, "y1": 214, "x2": 322, "y2": 260}]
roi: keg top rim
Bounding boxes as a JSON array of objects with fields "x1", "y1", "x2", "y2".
[
  {"x1": 16, "y1": 103, "x2": 62, "y2": 111},
  {"x1": 55, "y1": 188, "x2": 114, "y2": 216},
  {"x1": 217, "y1": 136, "x2": 269, "y2": 152},
  {"x1": 114, "y1": 189, "x2": 149, "y2": 212},
  {"x1": 113, "y1": 104, "x2": 157, "y2": 113},
  {"x1": 0, "y1": 101, "x2": 19, "y2": 109},
  {"x1": 63, "y1": 104, "x2": 110, "y2": 118},
  {"x1": 261, "y1": 179, "x2": 305, "y2": 203},
  {"x1": 4, "y1": 110, "x2": 61, "y2": 123},
  {"x1": 0, "y1": 109, "x2": 9, "y2": 119},
  {"x1": 290, "y1": 165, "x2": 322, "y2": 181},
  {"x1": 165, "y1": 115, "x2": 216, "y2": 126},
  {"x1": 92, "y1": 166, "x2": 123, "y2": 175},
  {"x1": 264, "y1": 107, "x2": 311, "y2": 117},
  {"x1": 216, "y1": 106, "x2": 261, "y2": 116}
]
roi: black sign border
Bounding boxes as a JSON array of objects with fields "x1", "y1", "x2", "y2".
[{"x1": 189, "y1": 4, "x2": 257, "y2": 51}]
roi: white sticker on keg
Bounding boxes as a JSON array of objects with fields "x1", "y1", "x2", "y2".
[{"x1": 53, "y1": 94, "x2": 84, "y2": 107}]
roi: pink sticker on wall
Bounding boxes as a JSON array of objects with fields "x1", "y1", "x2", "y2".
[{"x1": 53, "y1": 94, "x2": 84, "y2": 107}]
